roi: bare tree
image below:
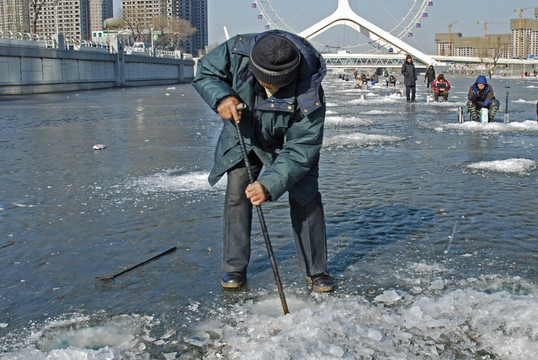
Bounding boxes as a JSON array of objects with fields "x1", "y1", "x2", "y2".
[
  {"x1": 478, "y1": 36, "x2": 510, "y2": 78},
  {"x1": 121, "y1": 9, "x2": 195, "y2": 49},
  {"x1": 150, "y1": 15, "x2": 196, "y2": 50},
  {"x1": 488, "y1": 36, "x2": 509, "y2": 78},
  {"x1": 121, "y1": 6, "x2": 147, "y2": 42},
  {"x1": 29, "y1": 0, "x2": 51, "y2": 34}
]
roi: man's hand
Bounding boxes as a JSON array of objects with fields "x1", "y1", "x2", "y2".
[
  {"x1": 245, "y1": 181, "x2": 267, "y2": 206},
  {"x1": 217, "y1": 97, "x2": 242, "y2": 123}
]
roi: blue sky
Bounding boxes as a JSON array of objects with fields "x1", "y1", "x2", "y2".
[{"x1": 113, "y1": 0, "x2": 537, "y2": 54}]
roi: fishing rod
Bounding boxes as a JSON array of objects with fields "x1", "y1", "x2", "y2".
[
  {"x1": 504, "y1": 86, "x2": 510, "y2": 123},
  {"x1": 96, "y1": 246, "x2": 177, "y2": 280},
  {"x1": 232, "y1": 103, "x2": 289, "y2": 315}
]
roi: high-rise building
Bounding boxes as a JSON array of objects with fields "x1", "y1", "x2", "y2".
[
  {"x1": 435, "y1": 33, "x2": 512, "y2": 59},
  {"x1": 89, "y1": 0, "x2": 113, "y2": 34},
  {"x1": 0, "y1": 0, "x2": 30, "y2": 33},
  {"x1": 122, "y1": 0, "x2": 207, "y2": 56},
  {"x1": 171, "y1": 0, "x2": 207, "y2": 56},
  {"x1": 1, "y1": 0, "x2": 115, "y2": 42},
  {"x1": 30, "y1": 0, "x2": 90, "y2": 41},
  {"x1": 122, "y1": 0, "x2": 167, "y2": 26},
  {"x1": 510, "y1": 10, "x2": 538, "y2": 58},
  {"x1": 435, "y1": 7, "x2": 538, "y2": 59}
]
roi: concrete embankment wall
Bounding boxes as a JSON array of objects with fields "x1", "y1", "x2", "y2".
[{"x1": 0, "y1": 38, "x2": 194, "y2": 95}]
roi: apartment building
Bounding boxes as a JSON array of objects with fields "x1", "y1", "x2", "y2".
[
  {"x1": 170, "y1": 0, "x2": 207, "y2": 56},
  {"x1": 89, "y1": 0, "x2": 113, "y2": 34},
  {"x1": 2, "y1": 0, "x2": 110, "y2": 42},
  {"x1": 0, "y1": 0, "x2": 30, "y2": 33},
  {"x1": 122, "y1": 0, "x2": 167, "y2": 26},
  {"x1": 435, "y1": 33, "x2": 512, "y2": 59},
  {"x1": 122, "y1": 0, "x2": 207, "y2": 55},
  {"x1": 511, "y1": 15, "x2": 538, "y2": 58},
  {"x1": 26, "y1": 0, "x2": 90, "y2": 41},
  {"x1": 436, "y1": 7, "x2": 538, "y2": 59}
]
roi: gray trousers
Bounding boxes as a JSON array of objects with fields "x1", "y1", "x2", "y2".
[{"x1": 223, "y1": 152, "x2": 328, "y2": 277}]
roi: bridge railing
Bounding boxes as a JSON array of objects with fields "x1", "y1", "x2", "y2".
[{"x1": 0, "y1": 30, "x2": 195, "y2": 59}]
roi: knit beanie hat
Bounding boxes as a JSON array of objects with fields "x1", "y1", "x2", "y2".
[{"x1": 249, "y1": 35, "x2": 301, "y2": 87}]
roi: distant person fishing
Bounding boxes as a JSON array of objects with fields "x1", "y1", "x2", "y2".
[
  {"x1": 466, "y1": 75, "x2": 500, "y2": 122},
  {"x1": 432, "y1": 74, "x2": 450, "y2": 102}
]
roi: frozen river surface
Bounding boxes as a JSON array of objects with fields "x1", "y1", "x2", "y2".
[{"x1": 0, "y1": 75, "x2": 537, "y2": 359}]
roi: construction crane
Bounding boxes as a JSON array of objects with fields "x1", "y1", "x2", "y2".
[
  {"x1": 513, "y1": 7, "x2": 533, "y2": 57},
  {"x1": 476, "y1": 21, "x2": 506, "y2": 38},
  {"x1": 447, "y1": 21, "x2": 457, "y2": 56}
]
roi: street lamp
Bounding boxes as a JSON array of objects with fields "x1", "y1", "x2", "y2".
[
  {"x1": 54, "y1": 0, "x2": 60, "y2": 35},
  {"x1": 54, "y1": 0, "x2": 61, "y2": 48},
  {"x1": 149, "y1": 24, "x2": 154, "y2": 56}
]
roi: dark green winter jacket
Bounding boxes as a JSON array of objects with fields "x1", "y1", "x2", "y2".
[{"x1": 192, "y1": 30, "x2": 326, "y2": 205}]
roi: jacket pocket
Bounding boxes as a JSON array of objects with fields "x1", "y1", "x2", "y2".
[{"x1": 218, "y1": 122, "x2": 240, "y2": 157}]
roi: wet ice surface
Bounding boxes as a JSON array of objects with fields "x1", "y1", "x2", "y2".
[{"x1": 0, "y1": 76, "x2": 537, "y2": 359}]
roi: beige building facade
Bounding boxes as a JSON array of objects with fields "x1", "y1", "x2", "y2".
[
  {"x1": 2, "y1": 0, "x2": 112, "y2": 42},
  {"x1": 0, "y1": 0, "x2": 30, "y2": 33},
  {"x1": 436, "y1": 7, "x2": 538, "y2": 59}
]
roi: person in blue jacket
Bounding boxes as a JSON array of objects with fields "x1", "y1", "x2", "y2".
[
  {"x1": 466, "y1": 75, "x2": 500, "y2": 122},
  {"x1": 192, "y1": 30, "x2": 333, "y2": 292}
]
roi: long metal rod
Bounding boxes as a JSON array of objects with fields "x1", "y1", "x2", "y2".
[
  {"x1": 96, "y1": 246, "x2": 177, "y2": 280},
  {"x1": 232, "y1": 105, "x2": 289, "y2": 315},
  {"x1": 505, "y1": 86, "x2": 510, "y2": 114}
]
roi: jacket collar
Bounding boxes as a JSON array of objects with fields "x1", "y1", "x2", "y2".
[
  {"x1": 253, "y1": 80, "x2": 297, "y2": 113},
  {"x1": 232, "y1": 30, "x2": 325, "y2": 116}
]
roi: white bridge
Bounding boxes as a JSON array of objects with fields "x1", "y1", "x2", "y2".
[
  {"x1": 321, "y1": 53, "x2": 538, "y2": 71},
  {"x1": 298, "y1": 0, "x2": 438, "y2": 66},
  {"x1": 292, "y1": 0, "x2": 536, "y2": 71}
]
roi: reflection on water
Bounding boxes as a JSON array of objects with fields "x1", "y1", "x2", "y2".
[{"x1": 0, "y1": 76, "x2": 537, "y2": 358}]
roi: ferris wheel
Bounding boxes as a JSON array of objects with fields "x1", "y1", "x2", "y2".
[{"x1": 253, "y1": 0, "x2": 434, "y2": 51}]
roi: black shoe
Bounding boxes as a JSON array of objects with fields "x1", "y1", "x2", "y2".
[
  {"x1": 306, "y1": 272, "x2": 334, "y2": 292},
  {"x1": 221, "y1": 270, "x2": 247, "y2": 289}
]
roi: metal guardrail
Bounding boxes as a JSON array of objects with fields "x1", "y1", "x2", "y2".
[
  {"x1": 0, "y1": 30, "x2": 53, "y2": 46},
  {"x1": 0, "y1": 30, "x2": 190, "y2": 59},
  {"x1": 0, "y1": 30, "x2": 86, "y2": 50},
  {"x1": 0, "y1": 30, "x2": 117, "y2": 53}
]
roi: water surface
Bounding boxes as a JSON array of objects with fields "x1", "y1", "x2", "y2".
[{"x1": 0, "y1": 76, "x2": 537, "y2": 359}]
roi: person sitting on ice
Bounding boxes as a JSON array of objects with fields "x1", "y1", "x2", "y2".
[
  {"x1": 466, "y1": 75, "x2": 500, "y2": 122},
  {"x1": 432, "y1": 74, "x2": 450, "y2": 102},
  {"x1": 386, "y1": 75, "x2": 396, "y2": 87},
  {"x1": 354, "y1": 75, "x2": 362, "y2": 89},
  {"x1": 371, "y1": 73, "x2": 379, "y2": 86}
]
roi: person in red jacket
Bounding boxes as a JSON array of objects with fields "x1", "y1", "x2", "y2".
[{"x1": 432, "y1": 74, "x2": 450, "y2": 102}]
